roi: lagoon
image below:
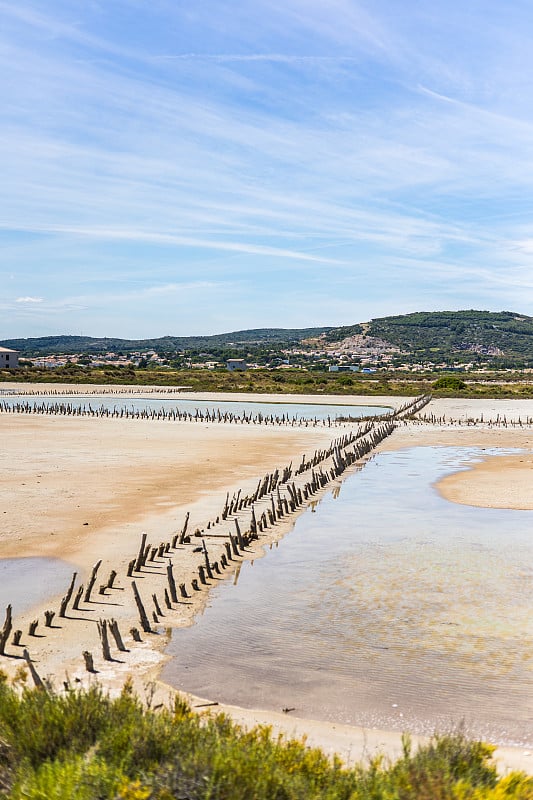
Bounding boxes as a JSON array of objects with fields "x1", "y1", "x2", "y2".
[{"x1": 162, "y1": 446, "x2": 533, "y2": 747}]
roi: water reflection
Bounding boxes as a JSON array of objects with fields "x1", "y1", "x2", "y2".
[{"x1": 162, "y1": 447, "x2": 533, "y2": 746}]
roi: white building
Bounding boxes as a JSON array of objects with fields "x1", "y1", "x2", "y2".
[{"x1": 0, "y1": 347, "x2": 19, "y2": 369}]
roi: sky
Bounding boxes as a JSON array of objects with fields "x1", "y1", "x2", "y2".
[{"x1": 2, "y1": 0, "x2": 533, "y2": 339}]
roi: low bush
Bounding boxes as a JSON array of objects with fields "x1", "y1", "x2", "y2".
[{"x1": 0, "y1": 676, "x2": 531, "y2": 799}]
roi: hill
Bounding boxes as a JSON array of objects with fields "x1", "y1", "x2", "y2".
[
  {"x1": 2, "y1": 311, "x2": 532, "y2": 366},
  {"x1": 0, "y1": 327, "x2": 332, "y2": 357},
  {"x1": 324, "y1": 310, "x2": 533, "y2": 364}
]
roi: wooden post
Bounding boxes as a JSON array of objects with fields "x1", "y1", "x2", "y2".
[
  {"x1": 83, "y1": 651, "x2": 96, "y2": 672},
  {"x1": 84, "y1": 559, "x2": 102, "y2": 603},
  {"x1": 179, "y1": 583, "x2": 188, "y2": 598},
  {"x1": 23, "y1": 649, "x2": 45, "y2": 689},
  {"x1": 59, "y1": 572, "x2": 78, "y2": 618},
  {"x1": 167, "y1": 561, "x2": 179, "y2": 603},
  {"x1": 106, "y1": 570, "x2": 117, "y2": 589},
  {"x1": 0, "y1": 605, "x2": 13, "y2": 655},
  {"x1": 164, "y1": 589, "x2": 172, "y2": 609},
  {"x1": 44, "y1": 610, "x2": 55, "y2": 627},
  {"x1": 97, "y1": 619, "x2": 112, "y2": 661},
  {"x1": 130, "y1": 627, "x2": 142, "y2": 642},
  {"x1": 109, "y1": 619, "x2": 127, "y2": 652},
  {"x1": 12, "y1": 630, "x2": 22, "y2": 646},
  {"x1": 73, "y1": 585, "x2": 84, "y2": 610},
  {"x1": 178, "y1": 512, "x2": 190, "y2": 545},
  {"x1": 131, "y1": 581, "x2": 152, "y2": 633},
  {"x1": 202, "y1": 540, "x2": 213, "y2": 579},
  {"x1": 135, "y1": 532, "x2": 148, "y2": 573},
  {"x1": 152, "y1": 594, "x2": 164, "y2": 617},
  {"x1": 28, "y1": 620, "x2": 38, "y2": 636},
  {"x1": 234, "y1": 519, "x2": 245, "y2": 549}
]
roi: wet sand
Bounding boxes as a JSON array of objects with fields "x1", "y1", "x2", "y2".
[{"x1": 1, "y1": 390, "x2": 532, "y2": 774}]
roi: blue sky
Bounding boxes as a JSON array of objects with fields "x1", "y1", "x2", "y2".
[{"x1": 2, "y1": 0, "x2": 533, "y2": 338}]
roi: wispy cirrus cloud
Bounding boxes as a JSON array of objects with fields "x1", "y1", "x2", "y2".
[{"x1": 2, "y1": 0, "x2": 533, "y2": 336}]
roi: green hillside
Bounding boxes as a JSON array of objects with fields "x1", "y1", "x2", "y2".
[
  {"x1": 366, "y1": 310, "x2": 533, "y2": 361},
  {"x1": 0, "y1": 327, "x2": 332, "y2": 357}
]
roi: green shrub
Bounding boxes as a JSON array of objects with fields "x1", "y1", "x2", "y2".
[{"x1": 0, "y1": 679, "x2": 531, "y2": 800}]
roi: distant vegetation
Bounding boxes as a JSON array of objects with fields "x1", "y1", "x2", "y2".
[
  {"x1": 368, "y1": 310, "x2": 533, "y2": 363},
  {"x1": 2, "y1": 311, "x2": 533, "y2": 367},
  {"x1": 0, "y1": 678, "x2": 531, "y2": 799},
  {"x1": 0, "y1": 328, "x2": 332, "y2": 357}
]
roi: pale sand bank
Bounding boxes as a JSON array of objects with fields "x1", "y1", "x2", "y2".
[
  {"x1": 1, "y1": 392, "x2": 532, "y2": 774},
  {"x1": 437, "y1": 453, "x2": 533, "y2": 509}
]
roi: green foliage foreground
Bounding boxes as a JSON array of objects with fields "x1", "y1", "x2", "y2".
[{"x1": 0, "y1": 677, "x2": 531, "y2": 800}]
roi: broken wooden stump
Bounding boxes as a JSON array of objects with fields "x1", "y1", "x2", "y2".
[
  {"x1": 23, "y1": 649, "x2": 45, "y2": 689},
  {"x1": 73, "y1": 585, "x2": 84, "y2": 611},
  {"x1": 179, "y1": 583, "x2": 189, "y2": 599},
  {"x1": 59, "y1": 572, "x2": 78, "y2": 618},
  {"x1": 134, "y1": 532, "x2": 148, "y2": 573},
  {"x1": 84, "y1": 559, "x2": 102, "y2": 603},
  {"x1": 44, "y1": 610, "x2": 55, "y2": 627},
  {"x1": 131, "y1": 581, "x2": 152, "y2": 633},
  {"x1": 97, "y1": 619, "x2": 112, "y2": 661},
  {"x1": 152, "y1": 594, "x2": 163, "y2": 617},
  {"x1": 0, "y1": 605, "x2": 13, "y2": 655},
  {"x1": 167, "y1": 561, "x2": 178, "y2": 603},
  {"x1": 28, "y1": 620, "x2": 38, "y2": 636},
  {"x1": 130, "y1": 627, "x2": 142, "y2": 642},
  {"x1": 83, "y1": 650, "x2": 96, "y2": 672},
  {"x1": 12, "y1": 630, "x2": 22, "y2": 646},
  {"x1": 109, "y1": 619, "x2": 127, "y2": 652}
]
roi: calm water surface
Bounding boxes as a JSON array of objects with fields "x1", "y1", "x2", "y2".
[
  {"x1": 0, "y1": 395, "x2": 390, "y2": 421},
  {"x1": 0, "y1": 558, "x2": 74, "y2": 616},
  {"x1": 162, "y1": 447, "x2": 533, "y2": 746}
]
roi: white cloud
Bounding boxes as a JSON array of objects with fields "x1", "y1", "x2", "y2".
[{"x1": 16, "y1": 296, "x2": 43, "y2": 303}]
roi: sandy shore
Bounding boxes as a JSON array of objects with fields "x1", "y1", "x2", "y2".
[{"x1": 1, "y1": 389, "x2": 532, "y2": 774}]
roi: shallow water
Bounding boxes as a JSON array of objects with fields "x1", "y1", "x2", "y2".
[
  {"x1": 0, "y1": 394, "x2": 390, "y2": 422},
  {"x1": 162, "y1": 447, "x2": 533, "y2": 746},
  {"x1": 0, "y1": 557, "x2": 74, "y2": 617}
]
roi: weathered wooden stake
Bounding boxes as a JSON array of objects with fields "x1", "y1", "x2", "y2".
[
  {"x1": 23, "y1": 649, "x2": 45, "y2": 689},
  {"x1": 59, "y1": 572, "x2": 78, "y2": 618},
  {"x1": 97, "y1": 619, "x2": 112, "y2": 661},
  {"x1": 84, "y1": 559, "x2": 102, "y2": 603},
  {"x1": 44, "y1": 610, "x2": 55, "y2": 627},
  {"x1": 28, "y1": 620, "x2": 38, "y2": 636},
  {"x1": 131, "y1": 581, "x2": 152, "y2": 633},
  {"x1": 83, "y1": 651, "x2": 96, "y2": 672},
  {"x1": 109, "y1": 619, "x2": 127, "y2": 651},
  {"x1": 179, "y1": 583, "x2": 188, "y2": 598},
  {"x1": 152, "y1": 594, "x2": 163, "y2": 617},
  {"x1": 12, "y1": 630, "x2": 22, "y2": 646},
  {"x1": 0, "y1": 605, "x2": 13, "y2": 655},
  {"x1": 130, "y1": 627, "x2": 142, "y2": 642},
  {"x1": 73, "y1": 585, "x2": 84, "y2": 610},
  {"x1": 134, "y1": 532, "x2": 148, "y2": 573},
  {"x1": 178, "y1": 512, "x2": 190, "y2": 545},
  {"x1": 106, "y1": 570, "x2": 117, "y2": 589},
  {"x1": 164, "y1": 588, "x2": 172, "y2": 610},
  {"x1": 167, "y1": 561, "x2": 179, "y2": 603}
]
